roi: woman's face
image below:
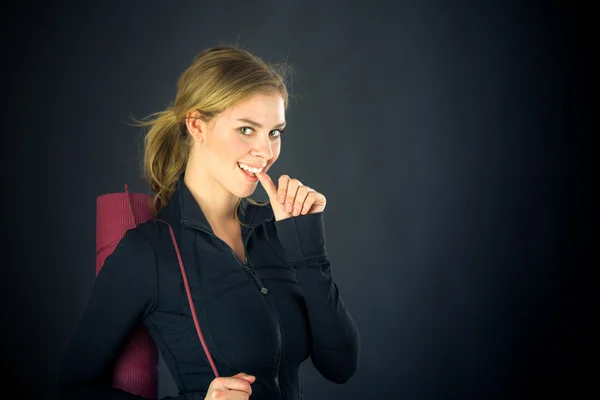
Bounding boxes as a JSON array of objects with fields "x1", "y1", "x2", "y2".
[{"x1": 195, "y1": 92, "x2": 286, "y2": 199}]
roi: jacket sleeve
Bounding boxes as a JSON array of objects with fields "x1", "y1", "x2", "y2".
[
  {"x1": 56, "y1": 228, "x2": 205, "y2": 400},
  {"x1": 274, "y1": 212, "x2": 360, "y2": 383}
]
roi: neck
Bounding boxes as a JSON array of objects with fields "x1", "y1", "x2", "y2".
[{"x1": 183, "y1": 163, "x2": 240, "y2": 227}]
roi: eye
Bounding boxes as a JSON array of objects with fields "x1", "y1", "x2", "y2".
[
  {"x1": 238, "y1": 126, "x2": 254, "y2": 136},
  {"x1": 270, "y1": 129, "x2": 284, "y2": 138}
]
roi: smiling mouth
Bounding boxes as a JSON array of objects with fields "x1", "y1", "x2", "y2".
[
  {"x1": 237, "y1": 162, "x2": 265, "y2": 176},
  {"x1": 237, "y1": 163, "x2": 262, "y2": 181}
]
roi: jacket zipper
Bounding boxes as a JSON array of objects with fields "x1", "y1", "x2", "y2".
[
  {"x1": 182, "y1": 221, "x2": 285, "y2": 400},
  {"x1": 245, "y1": 254, "x2": 284, "y2": 400}
]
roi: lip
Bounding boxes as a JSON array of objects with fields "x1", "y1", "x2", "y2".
[
  {"x1": 237, "y1": 161, "x2": 267, "y2": 170},
  {"x1": 238, "y1": 164, "x2": 259, "y2": 182}
]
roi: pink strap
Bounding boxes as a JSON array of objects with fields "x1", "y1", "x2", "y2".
[{"x1": 125, "y1": 185, "x2": 219, "y2": 378}]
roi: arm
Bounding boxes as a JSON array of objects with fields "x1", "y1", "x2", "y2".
[
  {"x1": 275, "y1": 212, "x2": 360, "y2": 383},
  {"x1": 56, "y1": 229, "x2": 205, "y2": 400}
]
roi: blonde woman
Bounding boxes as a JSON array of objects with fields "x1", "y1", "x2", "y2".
[{"x1": 57, "y1": 46, "x2": 360, "y2": 400}]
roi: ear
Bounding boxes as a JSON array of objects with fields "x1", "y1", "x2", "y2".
[{"x1": 185, "y1": 109, "x2": 207, "y2": 143}]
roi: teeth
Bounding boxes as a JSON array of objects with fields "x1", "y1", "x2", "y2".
[{"x1": 238, "y1": 163, "x2": 263, "y2": 173}]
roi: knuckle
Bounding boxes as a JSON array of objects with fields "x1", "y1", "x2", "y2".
[{"x1": 214, "y1": 377, "x2": 225, "y2": 385}]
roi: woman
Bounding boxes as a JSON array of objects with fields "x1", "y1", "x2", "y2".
[{"x1": 57, "y1": 45, "x2": 360, "y2": 400}]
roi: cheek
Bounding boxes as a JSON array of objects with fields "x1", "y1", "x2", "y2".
[
  {"x1": 214, "y1": 134, "x2": 249, "y2": 162},
  {"x1": 272, "y1": 141, "x2": 282, "y2": 161}
]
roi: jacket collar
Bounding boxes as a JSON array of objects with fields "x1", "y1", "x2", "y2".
[{"x1": 158, "y1": 173, "x2": 273, "y2": 233}]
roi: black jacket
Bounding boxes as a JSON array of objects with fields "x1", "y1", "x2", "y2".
[{"x1": 57, "y1": 174, "x2": 360, "y2": 399}]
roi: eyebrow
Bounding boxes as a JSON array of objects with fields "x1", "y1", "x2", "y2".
[{"x1": 237, "y1": 118, "x2": 286, "y2": 129}]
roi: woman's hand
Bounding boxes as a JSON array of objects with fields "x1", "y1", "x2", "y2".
[
  {"x1": 257, "y1": 173, "x2": 326, "y2": 221},
  {"x1": 205, "y1": 372, "x2": 255, "y2": 399}
]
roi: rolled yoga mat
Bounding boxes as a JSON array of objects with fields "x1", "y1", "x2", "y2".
[{"x1": 96, "y1": 185, "x2": 158, "y2": 399}]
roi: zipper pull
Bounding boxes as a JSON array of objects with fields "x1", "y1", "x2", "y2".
[{"x1": 260, "y1": 287, "x2": 269, "y2": 295}]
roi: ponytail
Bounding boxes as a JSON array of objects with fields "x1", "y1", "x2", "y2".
[{"x1": 136, "y1": 108, "x2": 191, "y2": 216}]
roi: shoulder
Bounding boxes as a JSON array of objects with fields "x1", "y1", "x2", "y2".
[
  {"x1": 98, "y1": 219, "x2": 177, "y2": 279},
  {"x1": 103, "y1": 226, "x2": 158, "y2": 272},
  {"x1": 132, "y1": 219, "x2": 178, "y2": 247},
  {"x1": 118, "y1": 220, "x2": 181, "y2": 265}
]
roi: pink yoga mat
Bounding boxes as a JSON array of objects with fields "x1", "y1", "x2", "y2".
[{"x1": 96, "y1": 185, "x2": 158, "y2": 399}]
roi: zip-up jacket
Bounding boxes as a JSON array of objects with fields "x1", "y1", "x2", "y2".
[{"x1": 57, "y1": 174, "x2": 360, "y2": 399}]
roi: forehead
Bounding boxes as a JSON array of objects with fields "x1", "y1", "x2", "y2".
[{"x1": 220, "y1": 92, "x2": 285, "y2": 123}]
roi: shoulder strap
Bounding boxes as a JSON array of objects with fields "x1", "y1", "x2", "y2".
[{"x1": 125, "y1": 185, "x2": 220, "y2": 378}]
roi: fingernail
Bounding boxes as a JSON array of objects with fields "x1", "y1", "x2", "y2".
[{"x1": 286, "y1": 204, "x2": 292, "y2": 213}]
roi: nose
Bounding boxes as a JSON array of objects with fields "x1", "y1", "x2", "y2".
[{"x1": 251, "y1": 134, "x2": 274, "y2": 161}]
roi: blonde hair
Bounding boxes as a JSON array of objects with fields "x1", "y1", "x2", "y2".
[{"x1": 134, "y1": 45, "x2": 290, "y2": 219}]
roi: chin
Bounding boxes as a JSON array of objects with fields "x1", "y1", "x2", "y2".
[{"x1": 232, "y1": 185, "x2": 257, "y2": 199}]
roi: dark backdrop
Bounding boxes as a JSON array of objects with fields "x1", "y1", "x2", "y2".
[{"x1": 1, "y1": 0, "x2": 595, "y2": 399}]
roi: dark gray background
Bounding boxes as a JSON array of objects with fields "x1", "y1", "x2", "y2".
[{"x1": 1, "y1": 0, "x2": 595, "y2": 399}]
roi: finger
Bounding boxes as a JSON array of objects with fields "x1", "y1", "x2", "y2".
[
  {"x1": 301, "y1": 190, "x2": 317, "y2": 215},
  {"x1": 212, "y1": 376, "x2": 253, "y2": 394},
  {"x1": 255, "y1": 172, "x2": 278, "y2": 202},
  {"x1": 285, "y1": 179, "x2": 302, "y2": 213},
  {"x1": 277, "y1": 175, "x2": 291, "y2": 204},
  {"x1": 292, "y1": 186, "x2": 312, "y2": 216},
  {"x1": 231, "y1": 372, "x2": 256, "y2": 384}
]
